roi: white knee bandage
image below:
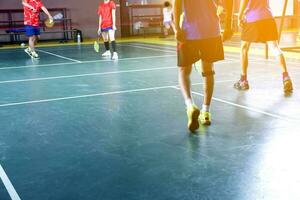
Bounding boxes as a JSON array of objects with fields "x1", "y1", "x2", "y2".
[{"x1": 267, "y1": 41, "x2": 283, "y2": 57}]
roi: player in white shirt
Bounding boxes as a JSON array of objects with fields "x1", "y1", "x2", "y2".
[{"x1": 163, "y1": 1, "x2": 175, "y2": 37}]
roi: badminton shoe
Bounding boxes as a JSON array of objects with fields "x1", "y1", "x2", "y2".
[
  {"x1": 199, "y1": 111, "x2": 211, "y2": 126},
  {"x1": 234, "y1": 79, "x2": 249, "y2": 90},
  {"x1": 186, "y1": 104, "x2": 200, "y2": 132},
  {"x1": 31, "y1": 51, "x2": 40, "y2": 59},
  {"x1": 283, "y1": 76, "x2": 293, "y2": 93},
  {"x1": 112, "y1": 52, "x2": 118, "y2": 60},
  {"x1": 102, "y1": 50, "x2": 111, "y2": 57},
  {"x1": 24, "y1": 48, "x2": 32, "y2": 57}
]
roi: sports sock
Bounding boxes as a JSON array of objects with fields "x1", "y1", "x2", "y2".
[
  {"x1": 104, "y1": 41, "x2": 110, "y2": 51},
  {"x1": 111, "y1": 41, "x2": 116, "y2": 52},
  {"x1": 202, "y1": 104, "x2": 210, "y2": 113},
  {"x1": 185, "y1": 99, "x2": 193, "y2": 108}
]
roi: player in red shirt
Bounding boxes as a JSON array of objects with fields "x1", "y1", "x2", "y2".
[
  {"x1": 97, "y1": 0, "x2": 118, "y2": 60},
  {"x1": 22, "y1": 0, "x2": 53, "y2": 59}
]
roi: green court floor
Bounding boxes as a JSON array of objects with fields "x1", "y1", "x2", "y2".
[{"x1": 0, "y1": 42, "x2": 300, "y2": 200}]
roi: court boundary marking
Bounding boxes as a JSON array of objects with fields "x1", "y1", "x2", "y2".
[
  {"x1": 0, "y1": 164, "x2": 21, "y2": 200},
  {"x1": 1, "y1": 43, "x2": 299, "y2": 72},
  {"x1": 0, "y1": 54, "x2": 176, "y2": 71},
  {"x1": 37, "y1": 49, "x2": 82, "y2": 63},
  {"x1": 127, "y1": 43, "x2": 300, "y2": 67},
  {"x1": 0, "y1": 60, "x2": 238, "y2": 85},
  {"x1": 0, "y1": 80, "x2": 297, "y2": 122},
  {"x1": 174, "y1": 87, "x2": 292, "y2": 121}
]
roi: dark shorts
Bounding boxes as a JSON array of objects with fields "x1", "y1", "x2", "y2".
[
  {"x1": 177, "y1": 36, "x2": 224, "y2": 67},
  {"x1": 241, "y1": 18, "x2": 279, "y2": 42},
  {"x1": 25, "y1": 25, "x2": 40, "y2": 37},
  {"x1": 101, "y1": 27, "x2": 113, "y2": 32}
]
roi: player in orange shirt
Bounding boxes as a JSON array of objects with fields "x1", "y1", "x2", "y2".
[{"x1": 97, "y1": 0, "x2": 118, "y2": 60}]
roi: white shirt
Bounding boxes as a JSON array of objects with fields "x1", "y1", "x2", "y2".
[{"x1": 163, "y1": 7, "x2": 172, "y2": 23}]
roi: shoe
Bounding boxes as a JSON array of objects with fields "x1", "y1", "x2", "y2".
[
  {"x1": 31, "y1": 51, "x2": 40, "y2": 59},
  {"x1": 283, "y1": 77, "x2": 293, "y2": 93},
  {"x1": 24, "y1": 48, "x2": 32, "y2": 57},
  {"x1": 234, "y1": 79, "x2": 249, "y2": 90},
  {"x1": 199, "y1": 111, "x2": 211, "y2": 126},
  {"x1": 186, "y1": 104, "x2": 200, "y2": 132},
  {"x1": 112, "y1": 52, "x2": 118, "y2": 60},
  {"x1": 102, "y1": 50, "x2": 111, "y2": 57}
]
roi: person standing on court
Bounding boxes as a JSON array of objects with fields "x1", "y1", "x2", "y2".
[
  {"x1": 234, "y1": 0, "x2": 293, "y2": 93},
  {"x1": 162, "y1": 1, "x2": 175, "y2": 37},
  {"x1": 97, "y1": 0, "x2": 118, "y2": 60},
  {"x1": 173, "y1": 0, "x2": 233, "y2": 132},
  {"x1": 22, "y1": 0, "x2": 53, "y2": 59}
]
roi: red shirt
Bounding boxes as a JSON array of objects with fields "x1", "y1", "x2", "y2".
[
  {"x1": 24, "y1": 0, "x2": 44, "y2": 26},
  {"x1": 97, "y1": 1, "x2": 116, "y2": 29}
]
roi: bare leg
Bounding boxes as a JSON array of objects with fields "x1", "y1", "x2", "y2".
[
  {"x1": 267, "y1": 41, "x2": 287, "y2": 72},
  {"x1": 201, "y1": 61, "x2": 214, "y2": 106},
  {"x1": 28, "y1": 36, "x2": 36, "y2": 51},
  {"x1": 178, "y1": 65, "x2": 193, "y2": 106},
  {"x1": 241, "y1": 41, "x2": 251, "y2": 77},
  {"x1": 178, "y1": 65, "x2": 200, "y2": 132}
]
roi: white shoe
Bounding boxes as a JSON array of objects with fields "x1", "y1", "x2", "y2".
[
  {"x1": 112, "y1": 52, "x2": 118, "y2": 60},
  {"x1": 31, "y1": 51, "x2": 40, "y2": 59},
  {"x1": 24, "y1": 48, "x2": 32, "y2": 57},
  {"x1": 102, "y1": 50, "x2": 111, "y2": 57}
]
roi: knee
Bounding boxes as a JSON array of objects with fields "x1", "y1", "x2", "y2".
[
  {"x1": 179, "y1": 66, "x2": 192, "y2": 77},
  {"x1": 269, "y1": 44, "x2": 283, "y2": 57},
  {"x1": 241, "y1": 43, "x2": 250, "y2": 53}
]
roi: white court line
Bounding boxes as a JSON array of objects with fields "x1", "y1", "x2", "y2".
[
  {"x1": 0, "y1": 60, "x2": 239, "y2": 84},
  {"x1": 0, "y1": 164, "x2": 21, "y2": 200},
  {"x1": 0, "y1": 80, "x2": 235, "y2": 108},
  {"x1": 226, "y1": 54, "x2": 300, "y2": 66},
  {"x1": 0, "y1": 55, "x2": 176, "y2": 71},
  {"x1": 129, "y1": 43, "x2": 300, "y2": 67},
  {"x1": 0, "y1": 85, "x2": 175, "y2": 108},
  {"x1": 121, "y1": 44, "x2": 176, "y2": 53},
  {"x1": 174, "y1": 86, "x2": 296, "y2": 121},
  {"x1": 0, "y1": 66, "x2": 177, "y2": 84},
  {"x1": 37, "y1": 49, "x2": 82, "y2": 63}
]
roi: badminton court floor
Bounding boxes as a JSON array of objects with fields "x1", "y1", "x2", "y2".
[{"x1": 0, "y1": 42, "x2": 300, "y2": 200}]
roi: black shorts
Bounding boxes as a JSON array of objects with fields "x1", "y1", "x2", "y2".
[
  {"x1": 241, "y1": 18, "x2": 279, "y2": 42},
  {"x1": 177, "y1": 36, "x2": 224, "y2": 67}
]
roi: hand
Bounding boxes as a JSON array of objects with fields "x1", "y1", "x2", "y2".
[
  {"x1": 49, "y1": 16, "x2": 53, "y2": 23},
  {"x1": 222, "y1": 29, "x2": 233, "y2": 42},
  {"x1": 97, "y1": 28, "x2": 101, "y2": 35},
  {"x1": 217, "y1": 6, "x2": 224, "y2": 16},
  {"x1": 113, "y1": 25, "x2": 117, "y2": 31},
  {"x1": 238, "y1": 15, "x2": 246, "y2": 28},
  {"x1": 175, "y1": 28, "x2": 185, "y2": 43},
  {"x1": 31, "y1": 7, "x2": 37, "y2": 13}
]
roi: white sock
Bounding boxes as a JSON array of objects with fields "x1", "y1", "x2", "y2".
[
  {"x1": 185, "y1": 99, "x2": 193, "y2": 108},
  {"x1": 202, "y1": 104, "x2": 210, "y2": 112}
]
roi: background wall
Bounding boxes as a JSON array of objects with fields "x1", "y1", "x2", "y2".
[{"x1": 0, "y1": 0, "x2": 164, "y2": 39}]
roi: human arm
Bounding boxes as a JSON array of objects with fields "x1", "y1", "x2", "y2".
[
  {"x1": 98, "y1": 16, "x2": 102, "y2": 35},
  {"x1": 172, "y1": 0, "x2": 184, "y2": 42},
  {"x1": 22, "y1": 0, "x2": 36, "y2": 12},
  {"x1": 112, "y1": 8, "x2": 116, "y2": 30},
  {"x1": 41, "y1": 6, "x2": 53, "y2": 22},
  {"x1": 238, "y1": 0, "x2": 249, "y2": 27}
]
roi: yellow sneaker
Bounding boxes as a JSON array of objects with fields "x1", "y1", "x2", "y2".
[
  {"x1": 186, "y1": 104, "x2": 200, "y2": 132},
  {"x1": 283, "y1": 77, "x2": 293, "y2": 93},
  {"x1": 199, "y1": 111, "x2": 211, "y2": 126}
]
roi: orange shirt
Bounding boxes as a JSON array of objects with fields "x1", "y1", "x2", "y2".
[
  {"x1": 24, "y1": 0, "x2": 44, "y2": 26},
  {"x1": 97, "y1": 1, "x2": 116, "y2": 29}
]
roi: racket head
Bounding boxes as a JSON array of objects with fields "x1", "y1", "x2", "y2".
[
  {"x1": 45, "y1": 18, "x2": 55, "y2": 28},
  {"x1": 94, "y1": 41, "x2": 100, "y2": 52}
]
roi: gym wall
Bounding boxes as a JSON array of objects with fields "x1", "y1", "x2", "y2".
[{"x1": 0, "y1": 0, "x2": 165, "y2": 39}]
